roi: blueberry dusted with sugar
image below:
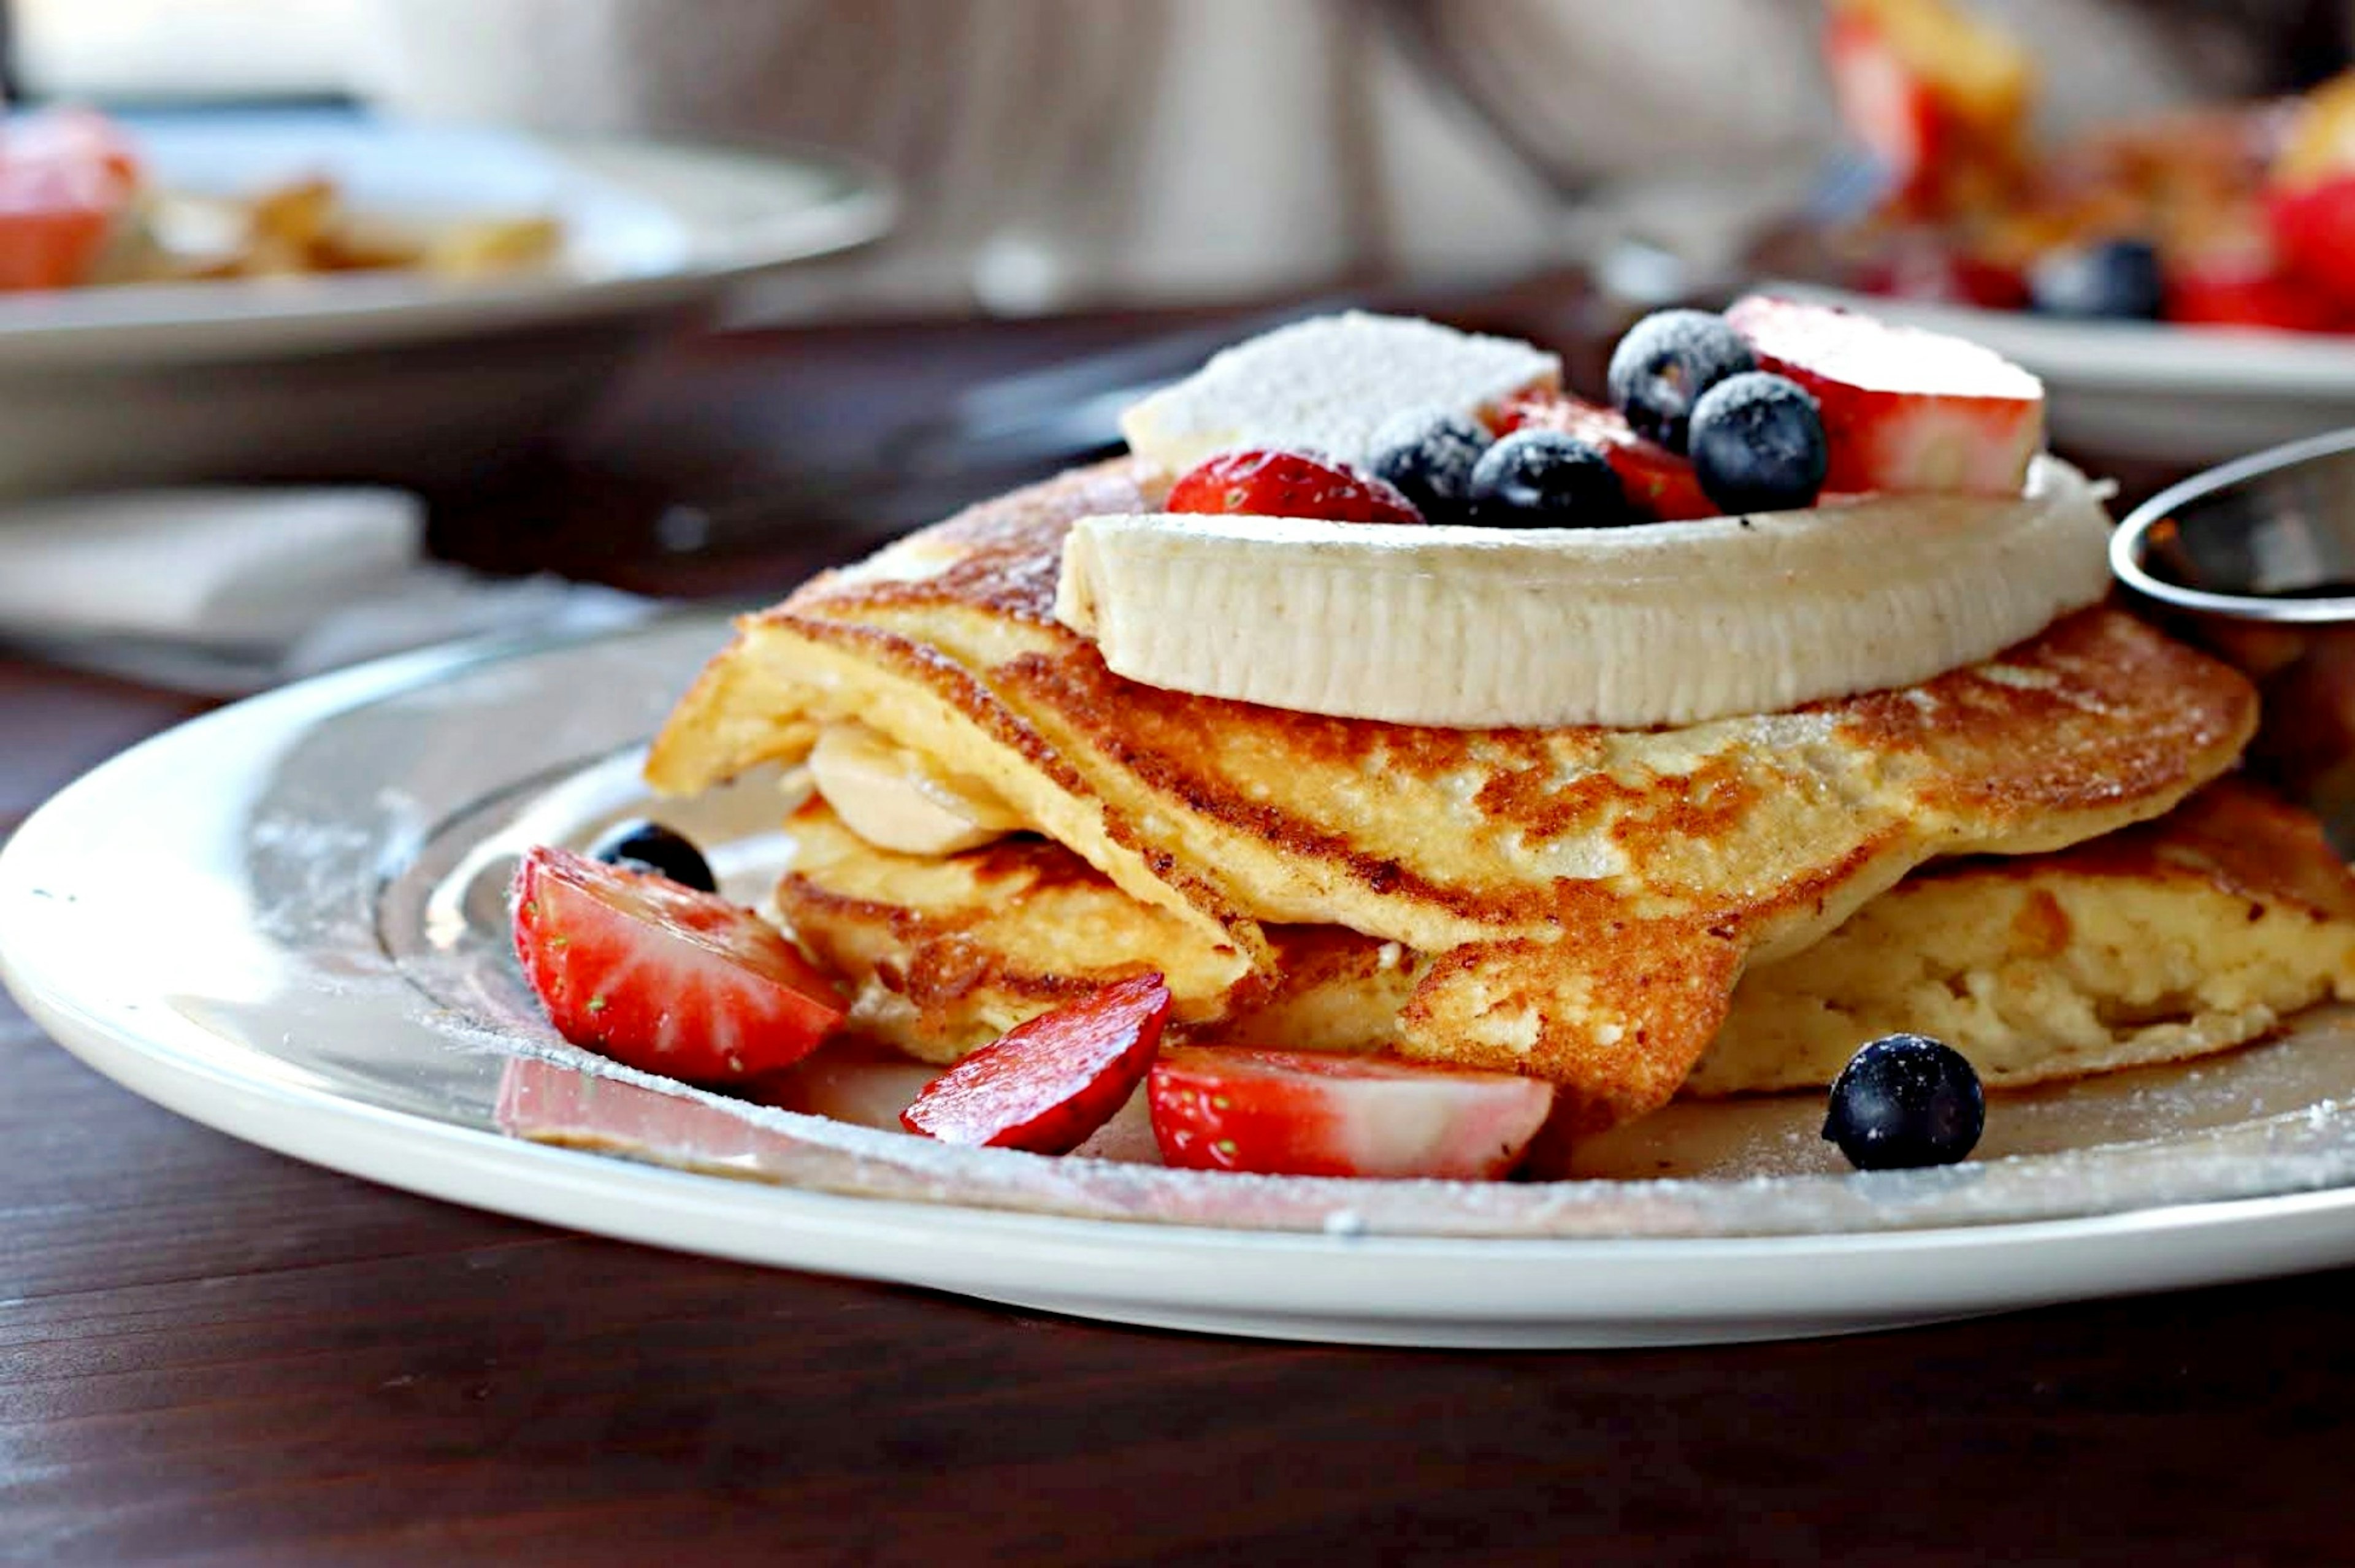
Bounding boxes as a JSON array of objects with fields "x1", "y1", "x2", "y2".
[
  {"x1": 2028, "y1": 237, "x2": 2164, "y2": 321},
  {"x1": 586, "y1": 818, "x2": 717, "y2": 893},
  {"x1": 1468, "y1": 429, "x2": 1628, "y2": 528},
  {"x1": 1823, "y1": 1033, "x2": 1985, "y2": 1171},
  {"x1": 1369, "y1": 408, "x2": 1491, "y2": 524},
  {"x1": 1687, "y1": 370, "x2": 1827, "y2": 514},
  {"x1": 1606, "y1": 308, "x2": 1757, "y2": 453}
]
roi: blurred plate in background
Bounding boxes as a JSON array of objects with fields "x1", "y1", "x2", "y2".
[{"x1": 0, "y1": 112, "x2": 894, "y2": 499}]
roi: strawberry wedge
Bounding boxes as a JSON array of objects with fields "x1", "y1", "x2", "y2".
[
  {"x1": 1147, "y1": 1047, "x2": 1555, "y2": 1180},
  {"x1": 903, "y1": 974, "x2": 1172, "y2": 1153},
  {"x1": 1493, "y1": 392, "x2": 1717, "y2": 521},
  {"x1": 1724, "y1": 294, "x2": 2043, "y2": 497},
  {"x1": 511, "y1": 846, "x2": 846, "y2": 1084}
]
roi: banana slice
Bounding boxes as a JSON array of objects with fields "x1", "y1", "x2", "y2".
[
  {"x1": 808, "y1": 722, "x2": 1024, "y2": 855},
  {"x1": 1054, "y1": 457, "x2": 2113, "y2": 729}
]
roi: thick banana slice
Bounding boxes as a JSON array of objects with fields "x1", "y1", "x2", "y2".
[
  {"x1": 808, "y1": 722, "x2": 1024, "y2": 855},
  {"x1": 1054, "y1": 457, "x2": 2113, "y2": 729}
]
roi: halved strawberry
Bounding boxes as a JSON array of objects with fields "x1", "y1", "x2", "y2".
[
  {"x1": 510, "y1": 845, "x2": 846, "y2": 1084},
  {"x1": 1492, "y1": 392, "x2": 1717, "y2": 521},
  {"x1": 1821, "y1": 0, "x2": 2031, "y2": 220},
  {"x1": 2167, "y1": 260, "x2": 2345, "y2": 332},
  {"x1": 2267, "y1": 175, "x2": 2355, "y2": 313},
  {"x1": 1724, "y1": 294, "x2": 2043, "y2": 497},
  {"x1": 902, "y1": 973, "x2": 1171, "y2": 1152},
  {"x1": 0, "y1": 109, "x2": 141, "y2": 291},
  {"x1": 1146, "y1": 1047, "x2": 1555, "y2": 1180},
  {"x1": 1824, "y1": 10, "x2": 1940, "y2": 208},
  {"x1": 1167, "y1": 448, "x2": 1423, "y2": 524}
]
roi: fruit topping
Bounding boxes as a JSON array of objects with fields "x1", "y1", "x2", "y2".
[
  {"x1": 510, "y1": 846, "x2": 846, "y2": 1083},
  {"x1": 1467, "y1": 429, "x2": 1628, "y2": 529},
  {"x1": 1167, "y1": 448, "x2": 1424, "y2": 525},
  {"x1": 1147, "y1": 1047, "x2": 1556, "y2": 1179},
  {"x1": 586, "y1": 817, "x2": 717, "y2": 892},
  {"x1": 1687, "y1": 372, "x2": 1829, "y2": 514},
  {"x1": 1821, "y1": 1032, "x2": 1985, "y2": 1170},
  {"x1": 1725, "y1": 294, "x2": 2043, "y2": 497},
  {"x1": 1821, "y1": 0, "x2": 2031, "y2": 221},
  {"x1": 2026, "y1": 237, "x2": 2164, "y2": 321},
  {"x1": 1493, "y1": 392, "x2": 1717, "y2": 521},
  {"x1": 2165, "y1": 259, "x2": 2345, "y2": 333},
  {"x1": 1605, "y1": 308, "x2": 1757, "y2": 453},
  {"x1": 1368, "y1": 409, "x2": 1491, "y2": 526},
  {"x1": 901, "y1": 973, "x2": 1171, "y2": 1152}
]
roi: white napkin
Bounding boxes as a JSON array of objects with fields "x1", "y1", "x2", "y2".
[{"x1": 0, "y1": 487, "x2": 659, "y2": 694}]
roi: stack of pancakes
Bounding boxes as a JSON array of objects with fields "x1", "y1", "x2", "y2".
[{"x1": 648, "y1": 461, "x2": 2355, "y2": 1136}]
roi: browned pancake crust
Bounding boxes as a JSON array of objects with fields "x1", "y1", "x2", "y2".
[{"x1": 651, "y1": 460, "x2": 2259, "y2": 1131}]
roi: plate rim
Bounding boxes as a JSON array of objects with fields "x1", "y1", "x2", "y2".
[
  {"x1": 12, "y1": 620, "x2": 2355, "y2": 1345},
  {"x1": 0, "y1": 120, "x2": 897, "y2": 365},
  {"x1": 23, "y1": 952, "x2": 2355, "y2": 1345}
]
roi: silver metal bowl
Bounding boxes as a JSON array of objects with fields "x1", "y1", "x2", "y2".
[
  {"x1": 2114, "y1": 430, "x2": 2355, "y2": 852},
  {"x1": 2113, "y1": 429, "x2": 2355, "y2": 624}
]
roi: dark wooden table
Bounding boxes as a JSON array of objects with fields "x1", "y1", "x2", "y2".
[{"x1": 9, "y1": 296, "x2": 2355, "y2": 1567}]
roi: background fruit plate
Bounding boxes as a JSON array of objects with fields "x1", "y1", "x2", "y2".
[{"x1": 11, "y1": 617, "x2": 2355, "y2": 1347}]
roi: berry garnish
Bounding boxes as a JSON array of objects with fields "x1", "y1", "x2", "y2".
[
  {"x1": 586, "y1": 817, "x2": 717, "y2": 892},
  {"x1": 1367, "y1": 408, "x2": 1492, "y2": 525},
  {"x1": 1166, "y1": 448, "x2": 1423, "y2": 524},
  {"x1": 902, "y1": 973, "x2": 1171, "y2": 1153},
  {"x1": 1468, "y1": 429, "x2": 1629, "y2": 527},
  {"x1": 1724, "y1": 295, "x2": 2043, "y2": 497},
  {"x1": 510, "y1": 846, "x2": 845, "y2": 1084},
  {"x1": 2027, "y1": 237, "x2": 2165, "y2": 321},
  {"x1": 1147, "y1": 1047, "x2": 1555, "y2": 1179},
  {"x1": 1494, "y1": 392, "x2": 1717, "y2": 521},
  {"x1": 1687, "y1": 371, "x2": 1828, "y2": 514},
  {"x1": 1821, "y1": 1033, "x2": 1985, "y2": 1171},
  {"x1": 1606, "y1": 308, "x2": 1758, "y2": 454}
]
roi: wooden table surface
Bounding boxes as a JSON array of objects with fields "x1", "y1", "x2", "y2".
[{"x1": 9, "y1": 294, "x2": 2355, "y2": 1566}]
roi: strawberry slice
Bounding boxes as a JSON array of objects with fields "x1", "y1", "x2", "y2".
[
  {"x1": 1167, "y1": 448, "x2": 1423, "y2": 524},
  {"x1": 0, "y1": 109, "x2": 142, "y2": 291},
  {"x1": 902, "y1": 973, "x2": 1171, "y2": 1152},
  {"x1": 1493, "y1": 392, "x2": 1717, "y2": 521},
  {"x1": 2267, "y1": 175, "x2": 2355, "y2": 313},
  {"x1": 1724, "y1": 294, "x2": 2043, "y2": 497},
  {"x1": 1824, "y1": 10, "x2": 1940, "y2": 209},
  {"x1": 510, "y1": 845, "x2": 846, "y2": 1084},
  {"x1": 2167, "y1": 259, "x2": 2346, "y2": 332},
  {"x1": 1146, "y1": 1047, "x2": 1555, "y2": 1180},
  {"x1": 1821, "y1": 1, "x2": 2031, "y2": 220}
]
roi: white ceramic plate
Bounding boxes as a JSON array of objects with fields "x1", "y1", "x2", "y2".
[
  {"x1": 0, "y1": 113, "x2": 893, "y2": 494},
  {"x1": 10, "y1": 618, "x2": 2355, "y2": 1349},
  {"x1": 1769, "y1": 283, "x2": 2355, "y2": 465}
]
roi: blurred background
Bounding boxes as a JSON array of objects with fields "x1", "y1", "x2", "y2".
[
  {"x1": 9, "y1": 0, "x2": 2355, "y2": 691},
  {"x1": 18, "y1": 0, "x2": 2354, "y2": 315}
]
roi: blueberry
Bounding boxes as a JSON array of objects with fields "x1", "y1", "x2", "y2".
[
  {"x1": 1466, "y1": 429, "x2": 1628, "y2": 527},
  {"x1": 2027, "y1": 237, "x2": 2164, "y2": 321},
  {"x1": 1687, "y1": 371, "x2": 1827, "y2": 514},
  {"x1": 1822, "y1": 1033, "x2": 1985, "y2": 1171},
  {"x1": 1369, "y1": 408, "x2": 1492, "y2": 524},
  {"x1": 587, "y1": 818, "x2": 716, "y2": 892},
  {"x1": 1606, "y1": 308, "x2": 1757, "y2": 453}
]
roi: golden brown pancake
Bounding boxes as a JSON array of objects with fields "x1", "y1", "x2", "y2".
[
  {"x1": 780, "y1": 782, "x2": 2355, "y2": 1093},
  {"x1": 654, "y1": 460, "x2": 2257, "y2": 1131},
  {"x1": 1692, "y1": 780, "x2": 2355, "y2": 1091}
]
